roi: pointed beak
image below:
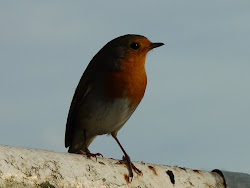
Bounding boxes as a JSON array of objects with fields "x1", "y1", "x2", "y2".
[{"x1": 148, "y1": 42, "x2": 164, "y2": 50}]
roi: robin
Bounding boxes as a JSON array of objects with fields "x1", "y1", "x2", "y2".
[{"x1": 65, "y1": 34, "x2": 164, "y2": 179}]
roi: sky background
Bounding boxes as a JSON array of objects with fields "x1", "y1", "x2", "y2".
[{"x1": 1, "y1": 1, "x2": 250, "y2": 174}]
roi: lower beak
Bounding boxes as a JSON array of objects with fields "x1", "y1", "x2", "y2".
[{"x1": 149, "y1": 42, "x2": 164, "y2": 50}]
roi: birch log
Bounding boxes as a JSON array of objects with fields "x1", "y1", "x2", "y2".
[{"x1": 0, "y1": 145, "x2": 248, "y2": 187}]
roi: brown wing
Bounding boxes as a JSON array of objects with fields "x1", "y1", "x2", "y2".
[
  {"x1": 64, "y1": 64, "x2": 95, "y2": 148},
  {"x1": 65, "y1": 45, "x2": 118, "y2": 147}
]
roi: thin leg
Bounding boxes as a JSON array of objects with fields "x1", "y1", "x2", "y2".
[
  {"x1": 112, "y1": 135, "x2": 142, "y2": 178},
  {"x1": 82, "y1": 130, "x2": 103, "y2": 159}
]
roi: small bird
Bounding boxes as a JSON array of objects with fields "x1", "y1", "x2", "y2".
[{"x1": 65, "y1": 34, "x2": 164, "y2": 179}]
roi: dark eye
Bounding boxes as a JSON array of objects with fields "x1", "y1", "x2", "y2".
[{"x1": 130, "y1": 42, "x2": 140, "y2": 50}]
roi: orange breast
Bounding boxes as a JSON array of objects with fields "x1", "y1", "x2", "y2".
[{"x1": 104, "y1": 59, "x2": 147, "y2": 107}]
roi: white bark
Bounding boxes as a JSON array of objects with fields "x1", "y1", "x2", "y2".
[{"x1": 0, "y1": 145, "x2": 224, "y2": 187}]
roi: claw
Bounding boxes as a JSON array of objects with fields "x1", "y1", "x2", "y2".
[
  {"x1": 131, "y1": 162, "x2": 143, "y2": 176},
  {"x1": 123, "y1": 155, "x2": 133, "y2": 178},
  {"x1": 122, "y1": 154, "x2": 142, "y2": 179},
  {"x1": 86, "y1": 151, "x2": 103, "y2": 161},
  {"x1": 78, "y1": 150, "x2": 103, "y2": 161}
]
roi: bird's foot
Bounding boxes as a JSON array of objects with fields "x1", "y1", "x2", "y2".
[
  {"x1": 118, "y1": 154, "x2": 142, "y2": 180},
  {"x1": 79, "y1": 150, "x2": 103, "y2": 161}
]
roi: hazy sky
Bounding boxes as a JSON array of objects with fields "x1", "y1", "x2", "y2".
[{"x1": 1, "y1": 1, "x2": 249, "y2": 174}]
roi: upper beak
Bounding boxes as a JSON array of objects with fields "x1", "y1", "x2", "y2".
[{"x1": 149, "y1": 42, "x2": 164, "y2": 50}]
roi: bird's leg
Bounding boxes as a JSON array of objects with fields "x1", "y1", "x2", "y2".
[
  {"x1": 82, "y1": 129, "x2": 103, "y2": 159},
  {"x1": 112, "y1": 135, "x2": 142, "y2": 178}
]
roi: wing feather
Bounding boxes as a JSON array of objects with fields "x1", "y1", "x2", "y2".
[{"x1": 64, "y1": 65, "x2": 95, "y2": 148}]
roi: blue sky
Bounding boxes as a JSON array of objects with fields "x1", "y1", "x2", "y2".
[{"x1": 1, "y1": 1, "x2": 250, "y2": 174}]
